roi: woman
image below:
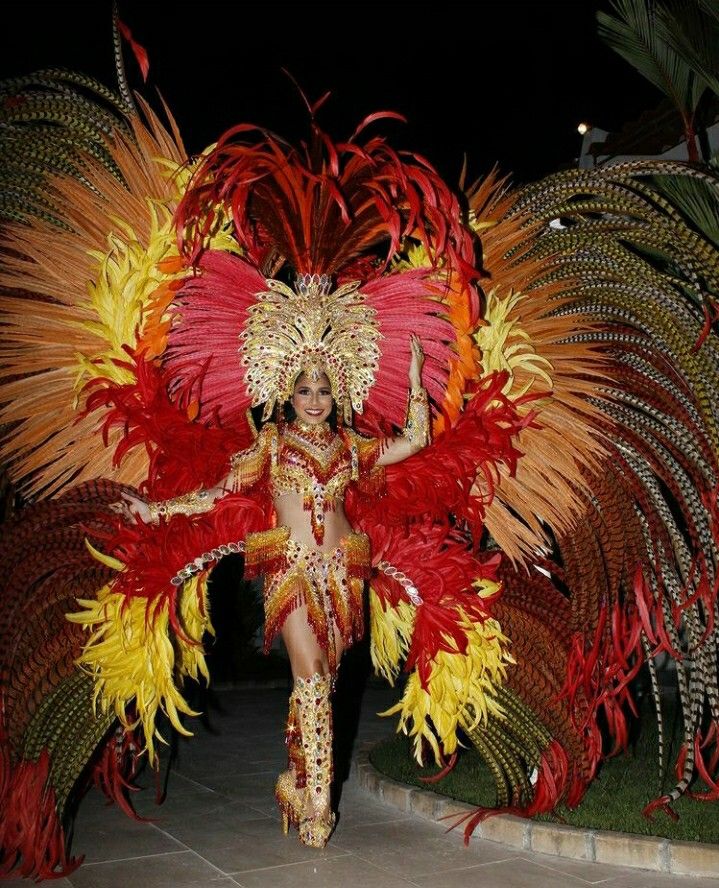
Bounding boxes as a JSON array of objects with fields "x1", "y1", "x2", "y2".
[{"x1": 120, "y1": 332, "x2": 429, "y2": 847}]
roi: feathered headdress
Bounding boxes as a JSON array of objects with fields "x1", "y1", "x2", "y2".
[
  {"x1": 175, "y1": 115, "x2": 475, "y2": 278},
  {"x1": 241, "y1": 273, "x2": 381, "y2": 423},
  {"x1": 167, "y1": 116, "x2": 476, "y2": 427}
]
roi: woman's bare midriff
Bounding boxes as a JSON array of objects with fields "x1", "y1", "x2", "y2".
[{"x1": 273, "y1": 493, "x2": 354, "y2": 552}]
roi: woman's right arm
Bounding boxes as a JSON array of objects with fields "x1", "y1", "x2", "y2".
[
  {"x1": 119, "y1": 424, "x2": 276, "y2": 524},
  {"x1": 120, "y1": 484, "x2": 222, "y2": 524}
]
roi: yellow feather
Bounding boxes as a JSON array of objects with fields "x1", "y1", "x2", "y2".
[
  {"x1": 474, "y1": 288, "x2": 554, "y2": 400},
  {"x1": 66, "y1": 545, "x2": 214, "y2": 765},
  {"x1": 68, "y1": 587, "x2": 198, "y2": 764},
  {"x1": 83, "y1": 538, "x2": 125, "y2": 571},
  {"x1": 380, "y1": 611, "x2": 513, "y2": 766},
  {"x1": 176, "y1": 575, "x2": 214, "y2": 683},
  {"x1": 369, "y1": 589, "x2": 415, "y2": 684}
]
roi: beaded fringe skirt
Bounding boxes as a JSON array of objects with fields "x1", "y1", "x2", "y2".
[{"x1": 244, "y1": 526, "x2": 371, "y2": 673}]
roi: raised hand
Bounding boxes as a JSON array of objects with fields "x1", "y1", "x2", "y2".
[{"x1": 409, "y1": 334, "x2": 424, "y2": 390}]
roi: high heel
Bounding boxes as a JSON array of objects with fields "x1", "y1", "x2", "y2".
[
  {"x1": 294, "y1": 672, "x2": 336, "y2": 848},
  {"x1": 275, "y1": 769, "x2": 302, "y2": 834},
  {"x1": 275, "y1": 691, "x2": 305, "y2": 836}
]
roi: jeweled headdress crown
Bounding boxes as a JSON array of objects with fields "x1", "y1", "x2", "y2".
[{"x1": 240, "y1": 272, "x2": 381, "y2": 423}]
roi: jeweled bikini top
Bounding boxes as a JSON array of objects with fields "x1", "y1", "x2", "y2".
[
  {"x1": 230, "y1": 420, "x2": 382, "y2": 544},
  {"x1": 273, "y1": 421, "x2": 351, "y2": 543}
]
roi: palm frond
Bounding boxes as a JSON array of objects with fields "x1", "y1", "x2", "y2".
[
  {"x1": 656, "y1": 0, "x2": 719, "y2": 103},
  {"x1": 597, "y1": 0, "x2": 705, "y2": 118},
  {"x1": 654, "y1": 172, "x2": 719, "y2": 246}
]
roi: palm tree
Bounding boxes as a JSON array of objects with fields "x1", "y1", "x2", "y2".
[
  {"x1": 598, "y1": 1, "x2": 719, "y2": 247},
  {"x1": 656, "y1": 0, "x2": 719, "y2": 105},
  {"x1": 597, "y1": 0, "x2": 714, "y2": 161}
]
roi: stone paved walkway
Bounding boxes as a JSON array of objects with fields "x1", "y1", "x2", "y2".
[{"x1": 7, "y1": 678, "x2": 719, "y2": 887}]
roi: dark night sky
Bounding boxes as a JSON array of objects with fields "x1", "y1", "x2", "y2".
[{"x1": 1, "y1": 1, "x2": 661, "y2": 186}]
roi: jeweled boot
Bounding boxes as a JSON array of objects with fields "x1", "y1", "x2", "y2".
[
  {"x1": 295, "y1": 672, "x2": 336, "y2": 848},
  {"x1": 275, "y1": 693, "x2": 305, "y2": 834}
]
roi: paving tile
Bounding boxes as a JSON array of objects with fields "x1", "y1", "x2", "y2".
[
  {"x1": 181, "y1": 881, "x2": 240, "y2": 888},
  {"x1": 185, "y1": 882, "x2": 240, "y2": 887},
  {"x1": 332, "y1": 786, "x2": 414, "y2": 828},
  {"x1": 333, "y1": 803, "x2": 412, "y2": 830},
  {"x1": 174, "y1": 761, "x2": 275, "y2": 781},
  {"x1": 1, "y1": 879, "x2": 75, "y2": 887},
  {"x1": 412, "y1": 856, "x2": 593, "y2": 887},
  {"x1": 70, "y1": 800, "x2": 186, "y2": 864},
  {"x1": 190, "y1": 770, "x2": 276, "y2": 796},
  {"x1": 156, "y1": 807, "x2": 278, "y2": 851},
  {"x1": 131, "y1": 782, "x2": 236, "y2": 820},
  {"x1": 331, "y1": 817, "x2": 514, "y2": 878},
  {"x1": 207, "y1": 841, "x2": 348, "y2": 875},
  {"x1": 518, "y1": 849, "x2": 640, "y2": 884},
  {"x1": 176, "y1": 752, "x2": 272, "y2": 773},
  {"x1": 67, "y1": 850, "x2": 228, "y2": 888},
  {"x1": 230, "y1": 854, "x2": 417, "y2": 888},
  {"x1": 197, "y1": 816, "x2": 351, "y2": 873}
]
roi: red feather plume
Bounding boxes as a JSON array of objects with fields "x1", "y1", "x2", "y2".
[
  {"x1": 0, "y1": 744, "x2": 81, "y2": 880},
  {"x1": 84, "y1": 349, "x2": 251, "y2": 498},
  {"x1": 162, "y1": 251, "x2": 267, "y2": 433},
  {"x1": 175, "y1": 117, "x2": 477, "y2": 285},
  {"x1": 349, "y1": 371, "x2": 537, "y2": 538}
]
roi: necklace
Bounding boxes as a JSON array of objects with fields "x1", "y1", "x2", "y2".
[{"x1": 288, "y1": 419, "x2": 333, "y2": 443}]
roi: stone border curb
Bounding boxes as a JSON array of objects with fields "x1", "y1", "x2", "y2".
[{"x1": 353, "y1": 745, "x2": 719, "y2": 879}]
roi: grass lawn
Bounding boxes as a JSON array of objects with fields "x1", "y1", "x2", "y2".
[{"x1": 370, "y1": 695, "x2": 719, "y2": 844}]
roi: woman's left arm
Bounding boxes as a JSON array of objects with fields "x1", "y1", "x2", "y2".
[{"x1": 377, "y1": 335, "x2": 430, "y2": 466}]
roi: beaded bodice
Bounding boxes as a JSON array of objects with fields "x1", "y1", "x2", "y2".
[
  {"x1": 273, "y1": 422, "x2": 353, "y2": 543},
  {"x1": 230, "y1": 420, "x2": 383, "y2": 544}
]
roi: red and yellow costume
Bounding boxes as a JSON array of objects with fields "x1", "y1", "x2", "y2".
[
  {"x1": 238, "y1": 420, "x2": 379, "y2": 673},
  {"x1": 143, "y1": 387, "x2": 425, "y2": 846},
  {"x1": 1, "y1": 18, "x2": 719, "y2": 880}
]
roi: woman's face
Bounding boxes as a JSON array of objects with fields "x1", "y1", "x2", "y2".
[{"x1": 291, "y1": 372, "x2": 333, "y2": 425}]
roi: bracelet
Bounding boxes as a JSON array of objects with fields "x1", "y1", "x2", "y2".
[
  {"x1": 171, "y1": 540, "x2": 246, "y2": 586},
  {"x1": 147, "y1": 489, "x2": 214, "y2": 521},
  {"x1": 403, "y1": 387, "x2": 430, "y2": 447}
]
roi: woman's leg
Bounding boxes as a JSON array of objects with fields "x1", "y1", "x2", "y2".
[
  {"x1": 280, "y1": 606, "x2": 342, "y2": 847},
  {"x1": 280, "y1": 604, "x2": 344, "y2": 679}
]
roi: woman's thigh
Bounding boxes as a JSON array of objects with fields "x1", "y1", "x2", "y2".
[{"x1": 280, "y1": 605, "x2": 343, "y2": 678}]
